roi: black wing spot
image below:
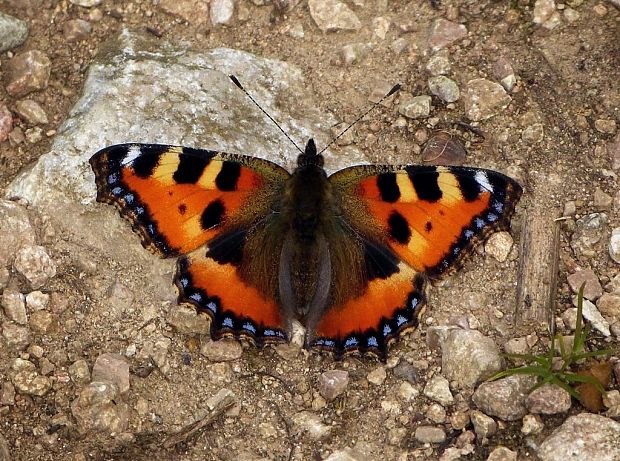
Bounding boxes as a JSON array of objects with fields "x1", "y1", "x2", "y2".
[
  {"x1": 216, "y1": 161, "x2": 241, "y2": 191},
  {"x1": 178, "y1": 203, "x2": 187, "y2": 215},
  {"x1": 132, "y1": 148, "x2": 161, "y2": 178},
  {"x1": 456, "y1": 170, "x2": 481, "y2": 201},
  {"x1": 206, "y1": 228, "x2": 247, "y2": 266},
  {"x1": 377, "y1": 173, "x2": 400, "y2": 203},
  {"x1": 364, "y1": 241, "x2": 400, "y2": 281},
  {"x1": 407, "y1": 166, "x2": 442, "y2": 202},
  {"x1": 388, "y1": 211, "x2": 411, "y2": 244},
  {"x1": 174, "y1": 154, "x2": 207, "y2": 184},
  {"x1": 200, "y1": 200, "x2": 225, "y2": 230},
  {"x1": 425, "y1": 221, "x2": 432, "y2": 232}
]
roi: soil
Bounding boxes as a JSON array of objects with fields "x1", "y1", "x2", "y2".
[{"x1": 0, "y1": 1, "x2": 619, "y2": 460}]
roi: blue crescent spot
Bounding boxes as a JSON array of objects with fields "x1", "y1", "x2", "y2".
[
  {"x1": 493, "y1": 201, "x2": 503, "y2": 213},
  {"x1": 314, "y1": 338, "x2": 325, "y2": 345},
  {"x1": 383, "y1": 324, "x2": 392, "y2": 336},
  {"x1": 135, "y1": 206, "x2": 145, "y2": 215},
  {"x1": 189, "y1": 293, "x2": 202, "y2": 302},
  {"x1": 367, "y1": 336, "x2": 379, "y2": 347},
  {"x1": 410, "y1": 297, "x2": 419, "y2": 308},
  {"x1": 345, "y1": 337, "x2": 359, "y2": 347},
  {"x1": 147, "y1": 224, "x2": 156, "y2": 235},
  {"x1": 111, "y1": 186, "x2": 123, "y2": 196},
  {"x1": 464, "y1": 229, "x2": 474, "y2": 239},
  {"x1": 222, "y1": 317, "x2": 234, "y2": 328},
  {"x1": 107, "y1": 173, "x2": 119, "y2": 184},
  {"x1": 487, "y1": 213, "x2": 498, "y2": 222},
  {"x1": 397, "y1": 315, "x2": 408, "y2": 326},
  {"x1": 475, "y1": 218, "x2": 485, "y2": 228},
  {"x1": 453, "y1": 246, "x2": 461, "y2": 255},
  {"x1": 179, "y1": 277, "x2": 189, "y2": 288},
  {"x1": 242, "y1": 322, "x2": 256, "y2": 333},
  {"x1": 264, "y1": 329, "x2": 275, "y2": 336},
  {"x1": 124, "y1": 193, "x2": 135, "y2": 204},
  {"x1": 206, "y1": 301, "x2": 217, "y2": 313}
]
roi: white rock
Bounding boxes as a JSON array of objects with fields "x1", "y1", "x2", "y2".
[
  {"x1": 211, "y1": 0, "x2": 235, "y2": 26},
  {"x1": 308, "y1": 0, "x2": 361, "y2": 32},
  {"x1": 609, "y1": 227, "x2": 620, "y2": 263},
  {"x1": 13, "y1": 245, "x2": 56, "y2": 289},
  {"x1": 485, "y1": 231, "x2": 514, "y2": 262},
  {"x1": 572, "y1": 297, "x2": 611, "y2": 337}
]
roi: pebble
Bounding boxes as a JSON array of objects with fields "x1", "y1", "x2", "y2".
[
  {"x1": 63, "y1": 19, "x2": 92, "y2": 41},
  {"x1": 567, "y1": 268, "x2": 602, "y2": 300},
  {"x1": 487, "y1": 446, "x2": 517, "y2": 461},
  {"x1": 427, "y1": 18, "x2": 467, "y2": 52},
  {"x1": 609, "y1": 227, "x2": 620, "y2": 263},
  {"x1": 608, "y1": 133, "x2": 620, "y2": 169},
  {"x1": 595, "y1": 119, "x2": 616, "y2": 134},
  {"x1": 504, "y1": 337, "x2": 529, "y2": 355},
  {"x1": 522, "y1": 123, "x2": 544, "y2": 144},
  {"x1": 9, "y1": 126, "x2": 25, "y2": 145},
  {"x1": 472, "y1": 375, "x2": 537, "y2": 421},
  {"x1": 12, "y1": 359, "x2": 52, "y2": 396},
  {"x1": 372, "y1": 16, "x2": 390, "y2": 39},
  {"x1": 571, "y1": 213, "x2": 607, "y2": 258},
  {"x1": 167, "y1": 306, "x2": 211, "y2": 334},
  {"x1": 389, "y1": 37, "x2": 409, "y2": 54},
  {"x1": 71, "y1": 382, "x2": 130, "y2": 434},
  {"x1": 398, "y1": 381, "x2": 419, "y2": 401},
  {"x1": 5, "y1": 50, "x2": 52, "y2": 97},
  {"x1": 25, "y1": 126, "x2": 43, "y2": 143},
  {"x1": 594, "y1": 188, "x2": 613, "y2": 210},
  {"x1": 14, "y1": 99, "x2": 48, "y2": 125},
  {"x1": 414, "y1": 425, "x2": 446, "y2": 443},
  {"x1": 308, "y1": 0, "x2": 361, "y2": 32},
  {"x1": 2, "y1": 322, "x2": 31, "y2": 350},
  {"x1": 324, "y1": 448, "x2": 367, "y2": 461},
  {"x1": 29, "y1": 310, "x2": 58, "y2": 334},
  {"x1": 0, "y1": 200, "x2": 36, "y2": 267},
  {"x1": 521, "y1": 414, "x2": 544, "y2": 435},
  {"x1": 492, "y1": 57, "x2": 516, "y2": 92},
  {"x1": 367, "y1": 366, "x2": 387, "y2": 386},
  {"x1": 597, "y1": 293, "x2": 620, "y2": 319},
  {"x1": 211, "y1": 0, "x2": 235, "y2": 26},
  {"x1": 318, "y1": 370, "x2": 349, "y2": 401},
  {"x1": 339, "y1": 43, "x2": 373, "y2": 66},
  {"x1": 393, "y1": 360, "x2": 421, "y2": 383},
  {"x1": 450, "y1": 410, "x2": 470, "y2": 430},
  {"x1": 0, "y1": 12, "x2": 29, "y2": 52},
  {"x1": 13, "y1": 245, "x2": 56, "y2": 289},
  {"x1": 564, "y1": 7, "x2": 580, "y2": 22},
  {"x1": 158, "y1": 0, "x2": 210, "y2": 24},
  {"x1": 526, "y1": 383, "x2": 571, "y2": 414},
  {"x1": 68, "y1": 359, "x2": 91, "y2": 384},
  {"x1": 470, "y1": 410, "x2": 497, "y2": 439},
  {"x1": 25, "y1": 291, "x2": 49, "y2": 311},
  {"x1": 602, "y1": 390, "x2": 620, "y2": 418},
  {"x1": 69, "y1": 0, "x2": 102, "y2": 6},
  {"x1": 537, "y1": 414, "x2": 620, "y2": 461},
  {"x1": 426, "y1": 403, "x2": 447, "y2": 423},
  {"x1": 92, "y1": 353, "x2": 130, "y2": 393},
  {"x1": 533, "y1": 0, "x2": 557, "y2": 25},
  {"x1": 200, "y1": 339, "x2": 243, "y2": 361},
  {"x1": 423, "y1": 375, "x2": 454, "y2": 406},
  {"x1": 463, "y1": 78, "x2": 511, "y2": 121},
  {"x1": 441, "y1": 329, "x2": 503, "y2": 389},
  {"x1": 1, "y1": 382, "x2": 15, "y2": 406},
  {"x1": 0, "y1": 104, "x2": 12, "y2": 143},
  {"x1": 398, "y1": 94, "x2": 432, "y2": 119},
  {"x1": 2, "y1": 290, "x2": 27, "y2": 325},
  {"x1": 572, "y1": 298, "x2": 611, "y2": 336},
  {"x1": 426, "y1": 51, "x2": 451, "y2": 76},
  {"x1": 428, "y1": 76, "x2": 460, "y2": 103},
  {"x1": 485, "y1": 231, "x2": 514, "y2": 262},
  {"x1": 291, "y1": 411, "x2": 331, "y2": 440}
]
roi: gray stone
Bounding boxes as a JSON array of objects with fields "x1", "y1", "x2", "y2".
[
  {"x1": 1, "y1": 290, "x2": 27, "y2": 325},
  {"x1": 71, "y1": 381, "x2": 129, "y2": 434},
  {"x1": 533, "y1": 0, "x2": 556, "y2": 25},
  {"x1": 594, "y1": 188, "x2": 613, "y2": 210},
  {"x1": 12, "y1": 361, "x2": 52, "y2": 396},
  {"x1": 399, "y1": 94, "x2": 432, "y2": 119},
  {"x1": 595, "y1": 119, "x2": 617, "y2": 135},
  {"x1": 597, "y1": 293, "x2": 620, "y2": 319},
  {"x1": 473, "y1": 375, "x2": 537, "y2": 421},
  {"x1": 68, "y1": 360, "x2": 91, "y2": 384},
  {"x1": 426, "y1": 51, "x2": 451, "y2": 76},
  {"x1": 602, "y1": 390, "x2": 620, "y2": 418},
  {"x1": 367, "y1": 366, "x2": 387, "y2": 386},
  {"x1": 5, "y1": 50, "x2": 52, "y2": 97},
  {"x1": 428, "y1": 76, "x2": 460, "y2": 103},
  {"x1": 0, "y1": 104, "x2": 12, "y2": 143},
  {"x1": 0, "y1": 200, "x2": 36, "y2": 267},
  {"x1": 521, "y1": 414, "x2": 544, "y2": 435},
  {"x1": 426, "y1": 403, "x2": 447, "y2": 423},
  {"x1": 414, "y1": 425, "x2": 446, "y2": 443},
  {"x1": 441, "y1": 329, "x2": 503, "y2": 389},
  {"x1": 29, "y1": 310, "x2": 58, "y2": 334},
  {"x1": 493, "y1": 57, "x2": 516, "y2": 92},
  {"x1": 427, "y1": 18, "x2": 467, "y2": 52},
  {"x1": 63, "y1": 19, "x2": 92, "y2": 41},
  {"x1": 200, "y1": 339, "x2": 243, "y2": 361},
  {"x1": 69, "y1": 0, "x2": 102, "y2": 6},
  {"x1": 318, "y1": 370, "x2": 349, "y2": 401},
  {"x1": 485, "y1": 231, "x2": 514, "y2": 262},
  {"x1": 291, "y1": 411, "x2": 331, "y2": 440},
  {"x1": 339, "y1": 43, "x2": 373, "y2": 66},
  {"x1": 211, "y1": 0, "x2": 235, "y2": 26},
  {"x1": 158, "y1": 0, "x2": 210, "y2": 24},
  {"x1": 13, "y1": 245, "x2": 56, "y2": 289},
  {"x1": 1, "y1": 322, "x2": 31, "y2": 350},
  {"x1": 470, "y1": 410, "x2": 497, "y2": 439},
  {"x1": 522, "y1": 123, "x2": 544, "y2": 144},
  {"x1": 487, "y1": 446, "x2": 517, "y2": 461},
  {"x1": 25, "y1": 291, "x2": 50, "y2": 311},
  {"x1": 537, "y1": 413, "x2": 620, "y2": 461},
  {"x1": 168, "y1": 306, "x2": 212, "y2": 334},
  {"x1": 504, "y1": 337, "x2": 530, "y2": 355},
  {"x1": 92, "y1": 353, "x2": 130, "y2": 393},
  {"x1": 567, "y1": 269, "x2": 603, "y2": 300},
  {"x1": 570, "y1": 297, "x2": 611, "y2": 336},
  {"x1": 423, "y1": 375, "x2": 454, "y2": 406},
  {"x1": 609, "y1": 227, "x2": 620, "y2": 263},
  {"x1": 463, "y1": 79, "x2": 511, "y2": 121},
  {"x1": 0, "y1": 12, "x2": 29, "y2": 53},
  {"x1": 1, "y1": 381, "x2": 16, "y2": 406},
  {"x1": 324, "y1": 448, "x2": 369, "y2": 461},
  {"x1": 571, "y1": 213, "x2": 607, "y2": 258},
  {"x1": 526, "y1": 384, "x2": 571, "y2": 414},
  {"x1": 308, "y1": 0, "x2": 361, "y2": 32},
  {"x1": 426, "y1": 325, "x2": 460, "y2": 351}
]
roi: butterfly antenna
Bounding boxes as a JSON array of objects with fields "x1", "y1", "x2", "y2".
[
  {"x1": 229, "y1": 75, "x2": 304, "y2": 155},
  {"x1": 318, "y1": 84, "x2": 402, "y2": 155}
]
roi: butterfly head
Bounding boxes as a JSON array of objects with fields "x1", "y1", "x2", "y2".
[{"x1": 296, "y1": 139, "x2": 324, "y2": 169}]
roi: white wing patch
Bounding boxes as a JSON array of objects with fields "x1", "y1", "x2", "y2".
[{"x1": 474, "y1": 171, "x2": 493, "y2": 193}]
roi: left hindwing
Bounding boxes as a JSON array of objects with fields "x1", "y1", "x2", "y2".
[{"x1": 330, "y1": 164, "x2": 523, "y2": 279}]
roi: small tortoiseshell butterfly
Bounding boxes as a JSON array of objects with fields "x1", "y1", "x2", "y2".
[{"x1": 90, "y1": 83, "x2": 522, "y2": 360}]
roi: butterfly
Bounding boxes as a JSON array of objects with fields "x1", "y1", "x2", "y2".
[{"x1": 90, "y1": 133, "x2": 522, "y2": 360}]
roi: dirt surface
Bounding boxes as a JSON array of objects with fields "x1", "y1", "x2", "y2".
[{"x1": 0, "y1": 1, "x2": 619, "y2": 460}]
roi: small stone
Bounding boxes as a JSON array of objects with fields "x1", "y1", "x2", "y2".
[
  {"x1": 493, "y1": 57, "x2": 516, "y2": 92},
  {"x1": 526, "y1": 384, "x2": 572, "y2": 414},
  {"x1": 470, "y1": 410, "x2": 497, "y2": 439},
  {"x1": 522, "y1": 123, "x2": 544, "y2": 144},
  {"x1": 487, "y1": 446, "x2": 517, "y2": 461},
  {"x1": 564, "y1": 7, "x2": 580, "y2": 22},
  {"x1": 200, "y1": 339, "x2": 242, "y2": 361},
  {"x1": 13, "y1": 245, "x2": 56, "y2": 289},
  {"x1": 0, "y1": 200, "x2": 36, "y2": 267},
  {"x1": 414, "y1": 425, "x2": 446, "y2": 443},
  {"x1": 426, "y1": 51, "x2": 451, "y2": 76},
  {"x1": 504, "y1": 337, "x2": 529, "y2": 355},
  {"x1": 146, "y1": 337, "x2": 172, "y2": 370},
  {"x1": 595, "y1": 119, "x2": 617, "y2": 134},
  {"x1": 608, "y1": 133, "x2": 620, "y2": 170},
  {"x1": 571, "y1": 213, "x2": 607, "y2": 258},
  {"x1": 485, "y1": 231, "x2": 514, "y2": 262},
  {"x1": 211, "y1": 0, "x2": 235, "y2": 26},
  {"x1": 372, "y1": 16, "x2": 390, "y2": 39},
  {"x1": 594, "y1": 3, "x2": 608, "y2": 15},
  {"x1": 158, "y1": 0, "x2": 210, "y2": 24},
  {"x1": 463, "y1": 78, "x2": 511, "y2": 121},
  {"x1": 0, "y1": 382, "x2": 15, "y2": 406},
  {"x1": 521, "y1": 414, "x2": 544, "y2": 435},
  {"x1": 5, "y1": 50, "x2": 52, "y2": 97},
  {"x1": 2, "y1": 322, "x2": 31, "y2": 350},
  {"x1": 2, "y1": 290, "x2": 27, "y2": 325},
  {"x1": 390, "y1": 37, "x2": 409, "y2": 54},
  {"x1": 167, "y1": 306, "x2": 211, "y2": 334},
  {"x1": 594, "y1": 188, "x2": 613, "y2": 210},
  {"x1": 92, "y1": 353, "x2": 130, "y2": 393},
  {"x1": 533, "y1": 0, "x2": 557, "y2": 25},
  {"x1": 426, "y1": 403, "x2": 447, "y2": 423},
  {"x1": 609, "y1": 227, "x2": 620, "y2": 263},
  {"x1": 367, "y1": 366, "x2": 387, "y2": 386},
  {"x1": 71, "y1": 382, "x2": 129, "y2": 434},
  {"x1": 0, "y1": 104, "x2": 12, "y2": 143},
  {"x1": 12, "y1": 366, "x2": 52, "y2": 396},
  {"x1": 597, "y1": 293, "x2": 620, "y2": 319},
  {"x1": 428, "y1": 76, "x2": 460, "y2": 103},
  {"x1": 427, "y1": 18, "x2": 467, "y2": 52},
  {"x1": 423, "y1": 375, "x2": 454, "y2": 406},
  {"x1": 602, "y1": 390, "x2": 620, "y2": 418},
  {"x1": 25, "y1": 291, "x2": 50, "y2": 311},
  {"x1": 450, "y1": 410, "x2": 470, "y2": 430},
  {"x1": 572, "y1": 297, "x2": 611, "y2": 336},
  {"x1": 472, "y1": 375, "x2": 537, "y2": 421},
  {"x1": 398, "y1": 381, "x2": 419, "y2": 401},
  {"x1": 25, "y1": 127, "x2": 43, "y2": 143},
  {"x1": 69, "y1": 0, "x2": 103, "y2": 6},
  {"x1": 318, "y1": 370, "x2": 349, "y2": 401},
  {"x1": 63, "y1": 19, "x2": 92, "y2": 41},
  {"x1": 68, "y1": 360, "x2": 91, "y2": 385},
  {"x1": 291, "y1": 411, "x2": 331, "y2": 440},
  {"x1": 399, "y1": 94, "x2": 432, "y2": 119},
  {"x1": 339, "y1": 43, "x2": 373, "y2": 66},
  {"x1": 8, "y1": 126, "x2": 25, "y2": 145},
  {"x1": 29, "y1": 310, "x2": 58, "y2": 334},
  {"x1": 0, "y1": 12, "x2": 29, "y2": 52},
  {"x1": 567, "y1": 269, "x2": 603, "y2": 300},
  {"x1": 308, "y1": 0, "x2": 361, "y2": 32},
  {"x1": 324, "y1": 448, "x2": 368, "y2": 461}
]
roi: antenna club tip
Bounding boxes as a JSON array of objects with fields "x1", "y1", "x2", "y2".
[
  {"x1": 229, "y1": 75, "x2": 243, "y2": 89},
  {"x1": 388, "y1": 84, "x2": 402, "y2": 96}
]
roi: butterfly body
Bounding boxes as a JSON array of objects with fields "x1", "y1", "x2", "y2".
[{"x1": 90, "y1": 137, "x2": 522, "y2": 360}]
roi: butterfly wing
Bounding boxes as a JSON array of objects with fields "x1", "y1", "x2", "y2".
[
  {"x1": 90, "y1": 143, "x2": 291, "y2": 344},
  {"x1": 307, "y1": 164, "x2": 522, "y2": 358}
]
